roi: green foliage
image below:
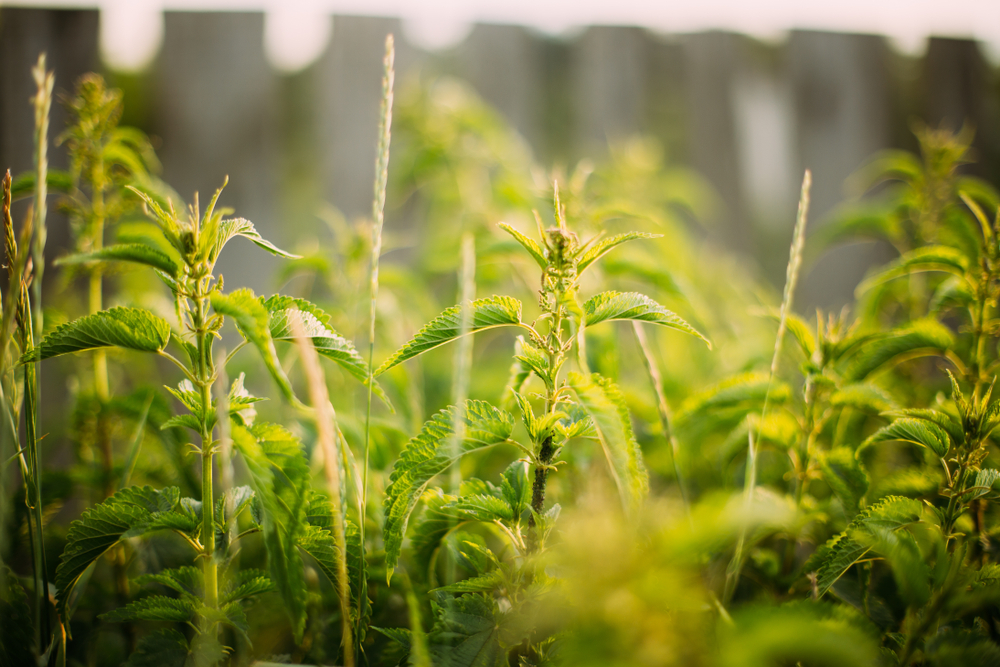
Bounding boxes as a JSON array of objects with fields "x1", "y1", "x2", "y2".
[
  {"x1": 22, "y1": 306, "x2": 171, "y2": 362},
  {"x1": 383, "y1": 401, "x2": 515, "y2": 576},
  {"x1": 55, "y1": 243, "x2": 180, "y2": 276},
  {"x1": 375, "y1": 296, "x2": 523, "y2": 376},
  {"x1": 211, "y1": 289, "x2": 294, "y2": 400},
  {"x1": 582, "y1": 291, "x2": 709, "y2": 345}
]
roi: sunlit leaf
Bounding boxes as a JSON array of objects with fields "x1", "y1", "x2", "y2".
[
  {"x1": 583, "y1": 291, "x2": 709, "y2": 346},
  {"x1": 56, "y1": 243, "x2": 179, "y2": 277},
  {"x1": 23, "y1": 307, "x2": 171, "y2": 362}
]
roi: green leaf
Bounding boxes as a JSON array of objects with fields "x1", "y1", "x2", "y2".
[
  {"x1": 884, "y1": 408, "x2": 964, "y2": 446},
  {"x1": 56, "y1": 243, "x2": 180, "y2": 277},
  {"x1": 498, "y1": 222, "x2": 547, "y2": 269},
  {"x1": 808, "y1": 496, "x2": 923, "y2": 597},
  {"x1": 222, "y1": 569, "x2": 274, "y2": 604},
  {"x1": 577, "y1": 231, "x2": 661, "y2": 273},
  {"x1": 432, "y1": 571, "x2": 504, "y2": 594},
  {"x1": 429, "y1": 594, "x2": 505, "y2": 667},
  {"x1": 23, "y1": 307, "x2": 171, "y2": 362},
  {"x1": 859, "y1": 417, "x2": 951, "y2": 457},
  {"x1": 211, "y1": 289, "x2": 294, "y2": 400},
  {"x1": 383, "y1": 401, "x2": 515, "y2": 578},
  {"x1": 55, "y1": 486, "x2": 185, "y2": 619},
  {"x1": 450, "y1": 495, "x2": 514, "y2": 523},
  {"x1": 232, "y1": 423, "x2": 311, "y2": 641},
  {"x1": 211, "y1": 217, "x2": 299, "y2": 262},
  {"x1": 264, "y1": 295, "x2": 389, "y2": 406},
  {"x1": 500, "y1": 461, "x2": 530, "y2": 519},
  {"x1": 123, "y1": 629, "x2": 189, "y2": 667},
  {"x1": 829, "y1": 383, "x2": 897, "y2": 414},
  {"x1": 842, "y1": 319, "x2": 953, "y2": 382},
  {"x1": 568, "y1": 372, "x2": 648, "y2": 517},
  {"x1": 963, "y1": 469, "x2": 1000, "y2": 502},
  {"x1": 10, "y1": 168, "x2": 73, "y2": 200},
  {"x1": 409, "y1": 490, "x2": 465, "y2": 583},
  {"x1": 674, "y1": 372, "x2": 790, "y2": 441},
  {"x1": 583, "y1": 291, "x2": 710, "y2": 346},
  {"x1": 819, "y1": 448, "x2": 869, "y2": 514},
  {"x1": 100, "y1": 596, "x2": 196, "y2": 623},
  {"x1": 134, "y1": 566, "x2": 202, "y2": 598},
  {"x1": 376, "y1": 296, "x2": 523, "y2": 376},
  {"x1": 856, "y1": 246, "x2": 969, "y2": 295}
]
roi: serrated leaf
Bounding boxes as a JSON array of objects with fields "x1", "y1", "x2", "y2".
[
  {"x1": 809, "y1": 496, "x2": 923, "y2": 597},
  {"x1": 513, "y1": 337, "x2": 550, "y2": 384},
  {"x1": 500, "y1": 461, "x2": 530, "y2": 519},
  {"x1": 856, "y1": 245, "x2": 969, "y2": 295},
  {"x1": 964, "y1": 469, "x2": 1000, "y2": 501},
  {"x1": 498, "y1": 222, "x2": 547, "y2": 269},
  {"x1": 820, "y1": 448, "x2": 869, "y2": 514},
  {"x1": 429, "y1": 594, "x2": 504, "y2": 667},
  {"x1": 23, "y1": 307, "x2": 171, "y2": 362},
  {"x1": 135, "y1": 566, "x2": 202, "y2": 598},
  {"x1": 577, "y1": 231, "x2": 661, "y2": 273},
  {"x1": 211, "y1": 217, "x2": 299, "y2": 262},
  {"x1": 123, "y1": 629, "x2": 189, "y2": 667},
  {"x1": 56, "y1": 243, "x2": 180, "y2": 277},
  {"x1": 884, "y1": 408, "x2": 964, "y2": 446},
  {"x1": 450, "y1": 495, "x2": 514, "y2": 522},
  {"x1": 383, "y1": 401, "x2": 515, "y2": 578},
  {"x1": 842, "y1": 319, "x2": 953, "y2": 382},
  {"x1": 761, "y1": 310, "x2": 815, "y2": 359},
  {"x1": 859, "y1": 417, "x2": 951, "y2": 457},
  {"x1": 432, "y1": 571, "x2": 504, "y2": 594},
  {"x1": 264, "y1": 295, "x2": 389, "y2": 407},
  {"x1": 222, "y1": 569, "x2": 274, "y2": 604},
  {"x1": 55, "y1": 486, "x2": 183, "y2": 619},
  {"x1": 376, "y1": 296, "x2": 523, "y2": 376},
  {"x1": 211, "y1": 289, "x2": 294, "y2": 400},
  {"x1": 410, "y1": 490, "x2": 465, "y2": 583},
  {"x1": 829, "y1": 383, "x2": 897, "y2": 414},
  {"x1": 583, "y1": 291, "x2": 709, "y2": 346},
  {"x1": 100, "y1": 595, "x2": 195, "y2": 623},
  {"x1": 231, "y1": 422, "x2": 311, "y2": 641},
  {"x1": 568, "y1": 372, "x2": 648, "y2": 517}
]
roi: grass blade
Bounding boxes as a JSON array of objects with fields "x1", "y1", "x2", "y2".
[
  {"x1": 723, "y1": 169, "x2": 811, "y2": 605},
  {"x1": 362, "y1": 32, "x2": 395, "y2": 662},
  {"x1": 290, "y1": 312, "x2": 355, "y2": 667}
]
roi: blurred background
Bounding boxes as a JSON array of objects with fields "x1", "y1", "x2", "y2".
[{"x1": 1, "y1": 0, "x2": 999, "y2": 308}]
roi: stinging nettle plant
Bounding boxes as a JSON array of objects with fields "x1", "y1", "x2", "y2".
[
  {"x1": 29, "y1": 174, "x2": 376, "y2": 662},
  {"x1": 372, "y1": 183, "x2": 709, "y2": 662}
]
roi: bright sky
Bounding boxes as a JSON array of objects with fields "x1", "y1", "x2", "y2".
[{"x1": 4, "y1": 0, "x2": 1000, "y2": 72}]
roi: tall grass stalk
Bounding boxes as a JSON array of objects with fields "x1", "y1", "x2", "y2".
[
  {"x1": 723, "y1": 169, "x2": 811, "y2": 605},
  {"x1": 291, "y1": 313, "x2": 354, "y2": 667},
  {"x1": 362, "y1": 29, "x2": 394, "y2": 645},
  {"x1": 631, "y1": 322, "x2": 690, "y2": 517},
  {"x1": 27, "y1": 54, "x2": 54, "y2": 651},
  {"x1": 447, "y1": 232, "x2": 476, "y2": 583}
]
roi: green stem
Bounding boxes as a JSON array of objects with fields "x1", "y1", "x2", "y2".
[{"x1": 194, "y1": 296, "x2": 219, "y2": 623}]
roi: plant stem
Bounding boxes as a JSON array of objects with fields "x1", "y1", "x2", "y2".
[{"x1": 193, "y1": 292, "x2": 219, "y2": 624}]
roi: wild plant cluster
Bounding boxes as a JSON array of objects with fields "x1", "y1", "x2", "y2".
[{"x1": 3, "y1": 34, "x2": 1000, "y2": 667}]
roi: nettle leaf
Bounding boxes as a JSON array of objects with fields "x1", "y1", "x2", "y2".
[
  {"x1": 134, "y1": 565, "x2": 202, "y2": 598},
  {"x1": 429, "y1": 593, "x2": 506, "y2": 667},
  {"x1": 450, "y1": 495, "x2": 515, "y2": 523},
  {"x1": 829, "y1": 383, "x2": 897, "y2": 414},
  {"x1": 23, "y1": 307, "x2": 171, "y2": 362},
  {"x1": 819, "y1": 448, "x2": 869, "y2": 514},
  {"x1": 760, "y1": 309, "x2": 816, "y2": 359},
  {"x1": 383, "y1": 401, "x2": 515, "y2": 578},
  {"x1": 211, "y1": 217, "x2": 299, "y2": 262},
  {"x1": 501, "y1": 461, "x2": 531, "y2": 519},
  {"x1": 498, "y1": 222, "x2": 547, "y2": 269},
  {"x1": 568, "y1": 372, "x2": 648, "y2": 517},
  {"x1": 433, "y1": 571, "x2": 505, "y2": 594},
  {"x1": 123, "y1": 629, "x2": 189, "y2": 667},
  {"x1": 55, "y1": 486, "x2": 187, "y2": 619},
  {"x1": 964, "y1": 469, "x2": 1000, "y2": 502},
  {"x1": 808, "y1": 496, "x2": 923, "y2": 597},
  {"x1": 100, "y1": 595, "x2": 196, "y2": 623},
  {"x1": 222, "y1": 569, "x2": 274, "y2": 604},
  {"x1": 577, "y1": 232, "x2": 661, "y2": 273},
  {"x1": 298, "y1": 495, "x2": 371, "y2": 639},
  {"x1": 856, "y1": 245, "x2": 969, "y2": 295},
  {"x1": 674, "y1": 372, "x2": 791, "y2": 442},
  {"x1": 842, "y1": 319, "x2": 953, "y2": 382},
  {"x1": 859, "y1": 417, "x2": 951, "y2": 457},
  {"x1": 264, "y1": 295, "x2": 389, "y2": 406},
  {"x1": 513, "y1": 336, "x2": 550, "y2": 384},
  {"x1": 583, "y1": 291, "x2": 710, "y2": 346},
  {"x1": 56, "y1": 243, "x2": 180, "y2": 277},
  {"x1": 211, "y1": 289, "x2": 294, "y2": 400},
  {"x1": 376, "y1": 296, "x2": 523, "y2": 376},
  {"x1": 410, "y1": 490, "x2": 465, "y2": 582},
  {"x1": 232, "y1": 423, "x2": 311, "y2": 641},
  {"x1": 885, "y1": 408, "x2": 964, "y2": 446}
]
